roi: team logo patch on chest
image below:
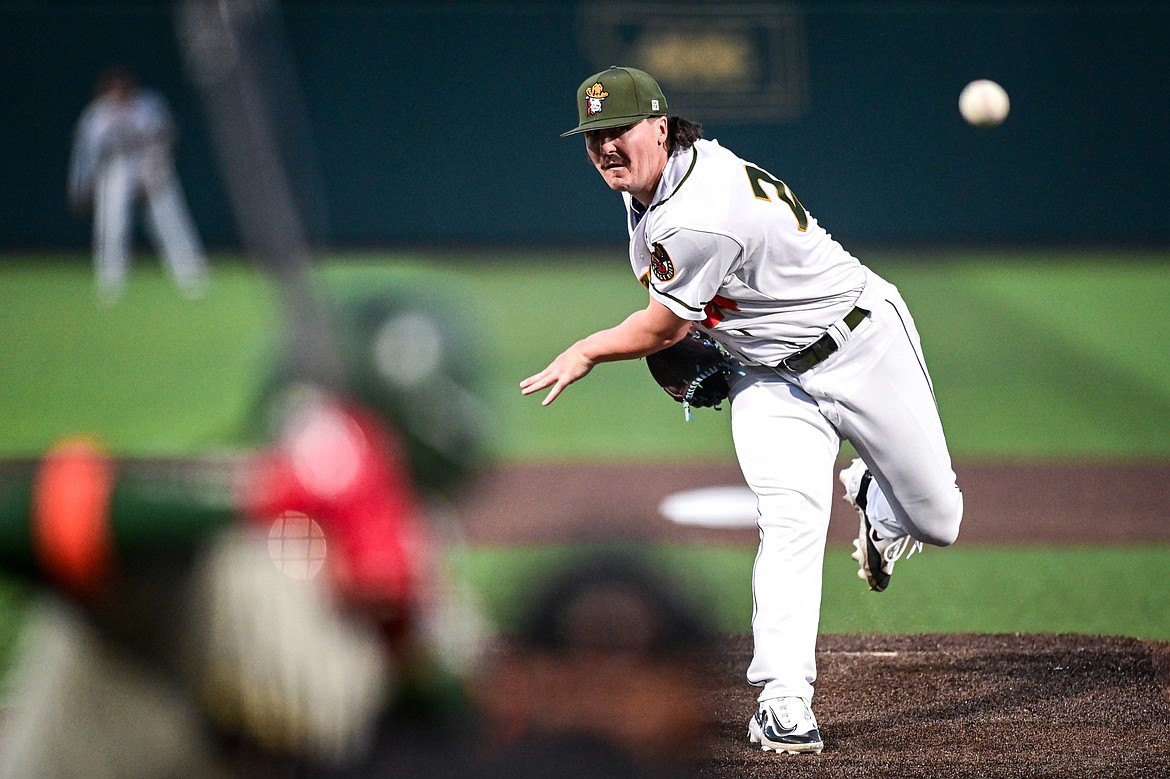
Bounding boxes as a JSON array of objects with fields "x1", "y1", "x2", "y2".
[{"x1": 650, "y1": 242, "x2": 675, "y2": 282}]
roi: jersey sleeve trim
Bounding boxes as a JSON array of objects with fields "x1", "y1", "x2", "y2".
[{"x1": 649, "y1": 282, "x2": 706, "y2": 317}]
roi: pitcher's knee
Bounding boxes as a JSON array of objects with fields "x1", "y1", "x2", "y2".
[{"x1": 908, "y1": 488, "x2": 964, "y2": 547}]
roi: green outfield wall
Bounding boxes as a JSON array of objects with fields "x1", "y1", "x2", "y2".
[{"x1": 4, "y1": 1, "x2": 1169, "y2": 249}]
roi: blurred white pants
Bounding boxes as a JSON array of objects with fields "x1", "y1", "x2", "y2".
[{"x1": 92, "y1": 153, "x2": 208, "y2": 302}]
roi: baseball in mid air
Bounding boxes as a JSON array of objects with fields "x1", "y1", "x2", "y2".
[{"x1": 958, "y1": 79, "x2": 1010, "y2": 127}]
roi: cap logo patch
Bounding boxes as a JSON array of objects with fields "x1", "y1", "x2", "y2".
[
  {"x1": 650, "y1": 242, "x2": 675, "y2": 282},
  {"x1": 651, "y1": 99, "x2": 660, "y2": 110},
  {"x1": 585, "y1": 81, "x2": 609, "y2": 116}
]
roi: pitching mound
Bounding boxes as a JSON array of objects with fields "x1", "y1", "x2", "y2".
[{"x1": 697, "y1": 632, "x2": 1170, "y2": 778}]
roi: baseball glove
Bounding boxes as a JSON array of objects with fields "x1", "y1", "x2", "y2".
[{"x1": 646, "y1": 329, "x2": 743, "y2": 421}]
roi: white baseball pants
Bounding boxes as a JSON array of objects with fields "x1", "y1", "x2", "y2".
[
  {"x1": 93, "y1": 155, "x2": 207, "y2": 301},
  {"x1": 728, "y1": 270, "x2": 963, "y2": 702}
]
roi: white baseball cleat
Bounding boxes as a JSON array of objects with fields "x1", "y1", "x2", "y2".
[
  {"x1": 748, "y1": 696, "x2": 824, "y2": 754},
  {"x1": 840, "y1": 458, "x2": 922, "y2": 592}
]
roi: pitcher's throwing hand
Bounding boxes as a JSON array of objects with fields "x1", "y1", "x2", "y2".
[
  {"x1": 521, "y1": 299, "x2": 692, "y2": 407},
  {"x1": 520, "y1": 345, "x2": 594, "y2": 406}
]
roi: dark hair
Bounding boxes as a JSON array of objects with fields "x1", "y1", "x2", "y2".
[
  {"x1": 96, "y1": 65, "x2": 138, "y2": 96},
  {"x1": 666, "y1": 115, "x2": 704, "y2": 153}
]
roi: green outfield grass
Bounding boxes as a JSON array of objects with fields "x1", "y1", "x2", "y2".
[
  {"x1": 0, "y1": 259, "x2": 278, "y2": 457},
  {"x1": 330, "y1": 250, "x2": 1170, "y2": 463},
  {"x1": 1, "y1": 250, "x2": 1168, "y2": 460},
  {"x1": 0, "y1": 250, "x2": 1168, "y2": 682}
]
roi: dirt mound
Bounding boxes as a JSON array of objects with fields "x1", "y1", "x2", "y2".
[{"x1": 698, "y1": 633, "x2": 1170, "y2": 778}]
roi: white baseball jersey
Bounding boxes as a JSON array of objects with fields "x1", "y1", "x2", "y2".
[
  {"x1": 68, "y1": 89, "x2": 175, "y2": 203},
  {"x1": 625, "y1": 138, "x2": 868, "y2": 367}
]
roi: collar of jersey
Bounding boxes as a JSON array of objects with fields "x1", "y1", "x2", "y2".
[{"x1": 648, "y1": 146, "x2": 699, "y2": 213}]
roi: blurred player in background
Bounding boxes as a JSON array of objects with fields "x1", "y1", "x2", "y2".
[
  {"x1": 523, "y1": 66, "x2": 964, "y2": 755},
  {"x1": 67, "y1": 65, "x2": 209, "y2": 304}
]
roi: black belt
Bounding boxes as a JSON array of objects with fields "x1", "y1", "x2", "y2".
[{"x1": 779, "y1": 306, "x2": 868, "y2": 374}]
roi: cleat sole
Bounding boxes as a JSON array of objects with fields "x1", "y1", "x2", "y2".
[
  {"x1": 750, "y1": 731, "x2": 824, "y2": 755},
  {"x1": 758, "y1": 743, "x2": 824, "y2": 755}
]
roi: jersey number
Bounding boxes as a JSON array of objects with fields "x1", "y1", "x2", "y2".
[{"x1": 745, "y1": 165, "x2": 808, "y2": 232}]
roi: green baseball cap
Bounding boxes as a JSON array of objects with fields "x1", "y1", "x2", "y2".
[{"x1": 561, "y1": 66, "x2": 669, "y2": 137}]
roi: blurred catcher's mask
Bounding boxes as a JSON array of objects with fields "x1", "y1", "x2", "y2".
[{"x1": 261, "y1": 289, "x2": 489, "y2": 497}]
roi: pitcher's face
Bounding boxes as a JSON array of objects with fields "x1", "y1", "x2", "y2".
[{"x1": 585, "y1": 117, "x2": 669, "y2": 208}]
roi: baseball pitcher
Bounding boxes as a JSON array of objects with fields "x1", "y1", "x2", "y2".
[{"x1": 522, "y1": 66, "x2": 964, "y2": 756}]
